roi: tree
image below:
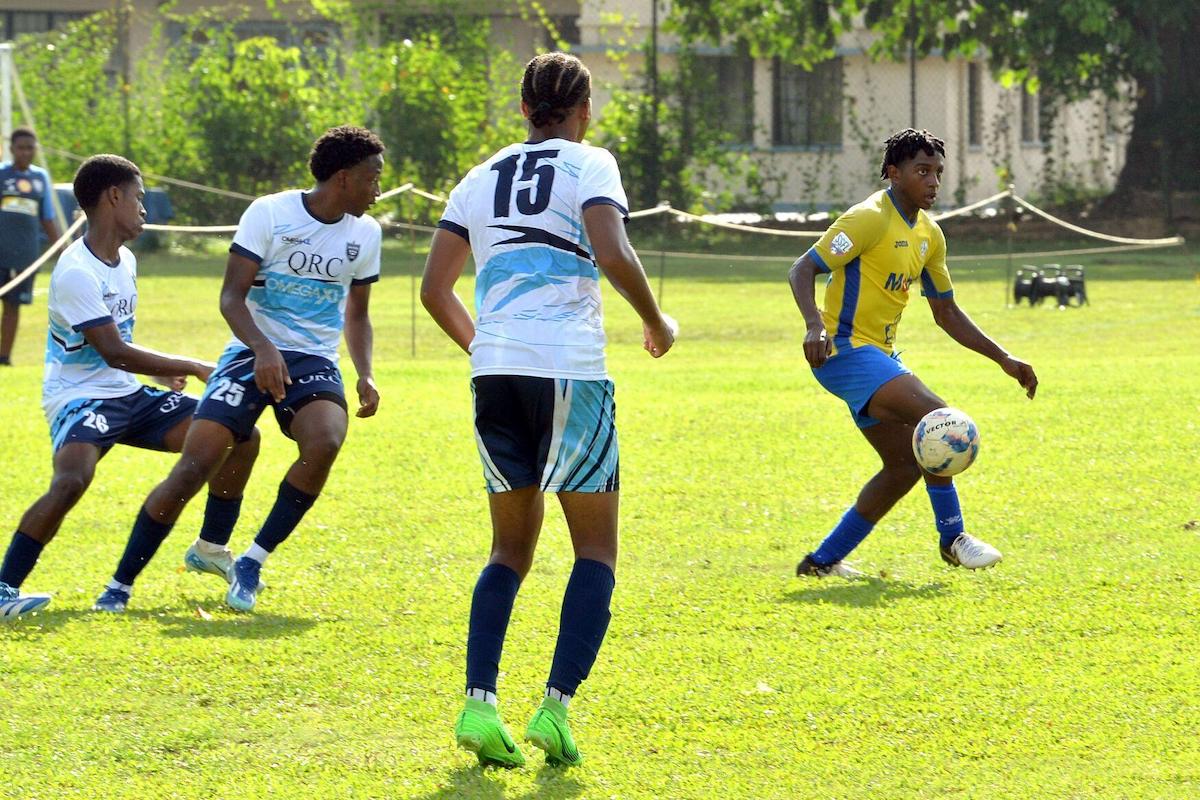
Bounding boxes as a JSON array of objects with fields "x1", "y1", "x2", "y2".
[{"x1": 670, "y1": 0, "x2": 1200, "y2": 211}]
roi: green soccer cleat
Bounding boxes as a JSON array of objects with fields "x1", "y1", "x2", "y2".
[
  {"x1": 525, "y1": 696, "x2": 582, "y2": 767},
  {"x1": 455, "y1": 698, "x2": 526, "y2": 769}
]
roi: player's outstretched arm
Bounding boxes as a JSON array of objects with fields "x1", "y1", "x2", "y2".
[
  {"x1": 344, "y1": 282, "x2": 378, "y2": 418},
  {"x1": 788, "y1": 253, "x2": 833, "y2": 368},
  {"x1": 220, "y1": 252, "x2": 290, "y2": 402},
  {"x1": 927, "y1": 296, "x2": 1038, "y2": 399},
  {"x1": 420, "y1": 228, "x2": 476, "y2": 354},
  {"x1": 583, "y1": 204, "x2": 675, "y2": 358},
  {"x1": 82, "y1": 322, "x2": 213, "y2": 385}
]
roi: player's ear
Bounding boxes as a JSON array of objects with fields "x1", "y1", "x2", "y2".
[
  {"x1": 885, "y1": 163, "x2": 900, "y2": 183},
  {"x1": 520, "y1": 100, "x2": 531, "y2": 120}
]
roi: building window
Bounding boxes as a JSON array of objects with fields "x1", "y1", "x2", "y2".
[
  {"x1": 967, "y1": 62, "x2": 982, "y2": 146},
  {"x1": 0, "y1": 11, "x2": 87, "y2": 40},
  {"x1": 544, "y1": 15, "x2": 581, "y2": 48},
  {"x1": 1020, "y1": 88, "x2": 1040, "y2": 143},
  {"x1": 772, "y1": 57, "x2": 842, "y2": 148},
  {"x1": 712, "y1": 55, "x2": 755, "y2": 146}
]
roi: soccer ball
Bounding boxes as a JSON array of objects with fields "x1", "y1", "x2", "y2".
[{"x1": 912, "y1": 407, "x2": 980, "y2": 476}]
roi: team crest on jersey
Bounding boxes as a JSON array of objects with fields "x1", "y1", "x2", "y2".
[
  {"x1": 346, "y1": 242, "x2": 360, "y2": 261},
  {"x1": 830, "y1": 231, "x2": 854, "y2": 255},
  {"x1": 16, "y1": 178, "x2": 32, "y2": 194},
  {"x1": 920, "y1": 240, "x2": 929, "y2": 257}
]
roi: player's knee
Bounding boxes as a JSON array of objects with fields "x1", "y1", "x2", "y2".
[
  {"x1": 49, "y1": 471, "x2": 91, "y2": 506},
  {"x1": 884, "y1": 460, "x2": 924, "y2": 488},
  {"x1": 489, "y1": 547, "x2": 535, "y2": 579},
  {"x1": 299, "y1": 432, "x2": 344, "y2": 468},
  {"x1": 170, "y1": 459, "x2": 212, "y2": 494}
]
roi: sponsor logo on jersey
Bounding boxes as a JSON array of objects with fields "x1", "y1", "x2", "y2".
[
  {"x1": 282, "y1": 235, "x2": 312, "y2": 245},
  {"x1": 894, "y1": 240, "x2": 909, "y2": 248},
  {"x1": 830, "y1": 231, "x2": 853, "y2": 255},
  {"x1": 884, "y1": 272, "x2": 912, "y2": 292}
]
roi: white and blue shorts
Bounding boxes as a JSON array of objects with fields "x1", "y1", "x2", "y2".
[{"x1": 471, "y1": 375, "x2": 618, "y2": 494}]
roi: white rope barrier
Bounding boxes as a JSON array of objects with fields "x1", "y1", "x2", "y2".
[
  {"x1": 665, "y1": 207, "x2": 824, "y2": 237},
  {"x1": 378, "y1": 183, "x2": 413, "y2": 201},
  {"x1": 931, "y1": 189, "x2": 1011, "y2": 222},
  {"x1": 628, "y1": 203, "x2": 673, "y2": 219},
  {"x1": 1012, "y1": 195, "x2": 1184, "y2": 246},
  {"x1": 0, "y1": 214, "x2": 86, "y2": 298},
  {"x1": 38, "y1": 145, "x2": 259, "y2": 201}
]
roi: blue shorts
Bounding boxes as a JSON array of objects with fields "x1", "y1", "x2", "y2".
[
  {"x1": 49, "y1": 386, "x2": 196, "y2": 452},
  {"x1": 812, "y1": 345, "x2": 912, "y2": 429},
  {"x1": 0, "y1": 266, "x2": 36, "y2": 305},
  {"x1": 194, "y1": 348, "x2": 347, "y2": 442},
  {"x1": 471, "y1": 375, "x2": 619, "y2": 494}
]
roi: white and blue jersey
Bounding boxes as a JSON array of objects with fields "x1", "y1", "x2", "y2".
[
  {"x1": 227, "y1": 190, "x2": 382, "y2": 363},
  {"x1": 42, "y1": 238, "x2": 141, "y2": 422},
  {"x1": 438, "y1": 138, "x2": 629, "y2": 381}
]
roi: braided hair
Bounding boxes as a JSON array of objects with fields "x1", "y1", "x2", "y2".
[
  {"x1": 522, "y1": 52, "x2": 591, "y2": 129},
  {"x1": 880, "y1": 128, "x2": 946, "y2": 179}
]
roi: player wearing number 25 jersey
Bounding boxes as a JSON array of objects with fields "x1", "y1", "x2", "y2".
[{"x1": 422, "y1": 52, "x2": 675, "y2": 769}]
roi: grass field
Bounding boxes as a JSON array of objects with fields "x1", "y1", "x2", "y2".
[{"x1": 1, "y1": 238, "x2": 1198, "y2": 799}]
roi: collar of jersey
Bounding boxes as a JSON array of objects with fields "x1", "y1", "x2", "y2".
[
  {"x1": 300, "y1": 191, "x2": 344, "y2": 225},
  {"x1": 885, "y1": 187, "x2": 917, "y2": 229}
]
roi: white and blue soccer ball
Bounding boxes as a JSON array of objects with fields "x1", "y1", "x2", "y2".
[{"x1": 912, "y1": 407, "x2": 980, "y2": 476}]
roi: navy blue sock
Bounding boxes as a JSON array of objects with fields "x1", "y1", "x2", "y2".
[
  {"x1": 0, "y1": 532, "x2": 45, "y2": 588},
  {"x1": 811, "y1": 506, "x2": 876, "y2": 565},
  {"x1": 547, "y1": 559, "x2": 616, "y2": 696},
  {"x1": 927, "y1": 483, "x2": 965, "y2": 549},
  {"x1": 253, "y1": 480, "x2": 317, "y2": 553},
  {"x1": 465, "y1": 563, "x2": 522, "y2": 694},
  {"x1": 198, "y1": 494, "x2": 242, "y2": 546},
  {"x1": 113, "y1": 508, "x2": 174, "y2": 586}
]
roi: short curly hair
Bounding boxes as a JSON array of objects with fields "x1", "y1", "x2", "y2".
[
  {"x1": 880, "y1": 128, "x2": 946, "y2": 179},
  {"x1": 73, "y1": 154, "x2": 141, "y2": 211},
  {"x1": 309, "y1": 126, "x2": 385, "y2": 182}
]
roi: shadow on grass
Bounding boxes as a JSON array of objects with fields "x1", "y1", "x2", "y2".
[
  {"x1": 0, "y1": 606, "x2": 317, "y2": 640},
  {"x1": 782, "y1": 577, "x2": 947, "y2": 607},
  {"x1": 412, "y1": 762, "x2": 585, "y2": 800}
]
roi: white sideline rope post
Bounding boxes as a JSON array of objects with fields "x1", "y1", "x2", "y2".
[
  {"x1": 1006, "y1": 184, "x2": 1016, "y2": 307},
  {"x1": 7, "y1": 52, "x2": 71, "y2": 237},
  {"x1": 657, "y1": 202, "x2": 668, "y2": 306},
  {"x1": 406, "y1": 191, "x2": 417, "y2": 358},
  {"x1": 0, "y1": 213, "x2": 87, "y2": 299}
]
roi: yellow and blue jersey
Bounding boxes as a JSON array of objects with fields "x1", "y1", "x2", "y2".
[{"x1": 805, "y1": 188, "x2": 953, "y2": 355}]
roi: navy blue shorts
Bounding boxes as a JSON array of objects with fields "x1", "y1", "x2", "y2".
[
  {"x1": 49, "y1": 386, "x2": 196, "y2": 452},
  {"x1": 194, "y1": 348, "x2": 347, "y2": 442},
  {"x1": 471, "y1": 375, "x2": 619, "y2": 494},
  {"x1": 812, "y1": 345, "x2": 912, "y2": 429},
  {"x1": 0, "y1": 266, "x2": 36, "y2": 305}
]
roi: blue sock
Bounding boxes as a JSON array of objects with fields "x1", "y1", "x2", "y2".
[
  {"x1": 199, "y1": 494, "x2": 242, "y2": 546},
  {"x1": 547, "y1": 559, "x2": 615, "y2": 696},
  {"x1": 465, "y1": 563, "x2": 522, "y2": 694},
  {"x1": 253, "y1": 480, "x2": 317, "y2": 553},
  {"x1": 811, "y1": 506, "x2": 876, "y2": 565},
  {"x1": 927, "y1": 483, "x2": 965, "y2": 549},
  {"x1": 0, "y1": 531, "x2": 44, "y2": 588},
  {"x1": 113, "y1": 508, "x2": 174, "y2": 586}
]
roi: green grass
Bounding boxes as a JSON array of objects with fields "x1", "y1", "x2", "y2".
[{"x1": 1, "y1": 240, "x2": 1198, "y2": 799}]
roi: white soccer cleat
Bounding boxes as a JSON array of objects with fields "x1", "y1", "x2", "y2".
[
  {"x1": 0, "y1": 582, "x2": 51, "y2": 619},
  {"x1": 940, "y1": 533, "x2": 1002, "y2": 569},
  {"x1": 796, "y1": 554, "x2": 866, "y2": 579}
]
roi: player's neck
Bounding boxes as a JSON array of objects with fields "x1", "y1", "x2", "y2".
[
  {"x1": 888, "y1": 184, "x2": 919, "y2": 222},
  {"x1": 303, "y1": 186, "x2": 346, "y2": 223},
  {"x1": 83, "y1": 226, "x2": 123, "y2": 266},
  {"x1": 13, "y1": 160, "x2": 31, "y2": 172},
  {"x1": 526, "y1": 123, "x2": 580, "y2": 145}
]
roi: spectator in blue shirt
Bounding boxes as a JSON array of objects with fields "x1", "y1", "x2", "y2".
[{"x1": 1, "y1": 127, "x2": 60, "y2": 365}]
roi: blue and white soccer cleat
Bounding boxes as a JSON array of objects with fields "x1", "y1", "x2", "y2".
[
  {"x1": 0, "y1": 581, "x2": 51, "y2": 619},
  {"x1": 185, "y1": 542, "x2": 266, "y2": 590},
  {"x1": 226, "y1": 557, "x2": 261, "y2": 612},
  {"x1": 92, "y1": 587, "x2": 131, "y2": 613}
]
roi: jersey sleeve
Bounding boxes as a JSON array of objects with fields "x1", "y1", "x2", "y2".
[
  {"x1": 577, "y1": 148, "x2": 630, "y2": 220},
  {"x1": 352, "y1": 222, "x2": 382, "y2": 285},
  {"x1": 919, "y1": 223, "x2": 954, "y2": 299},
  {"x1": 230, "y1": 197, "x2": 273, "y2": 264},
  {"x1": 38, "y1": 168, "x2": 56, "y2": 222},
  {"x1": 437, "y1": 174, "x2": 471, "y2": 242},
  {"x1": 806, "y1": 205, "x2": 888, "y2": 274},
  {"x1": 55, "y1": 268, "x2": 113, "y2": 331}
]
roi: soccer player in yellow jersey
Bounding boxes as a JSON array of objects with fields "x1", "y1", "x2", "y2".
[{"x1": 788, "y1": 129, "x2": 1038, "y2": 576}]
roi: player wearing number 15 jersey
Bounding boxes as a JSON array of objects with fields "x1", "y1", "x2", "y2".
[
  {"x1": 0, "y1": 155, "x2": 259, "y2": 619},
  {"x1": 787, "y1": 128, "x2": 1038, "y2": 579},
  {"x1": 95, "y1": 127, "x2": 384, "y2": 614},
  {"x1": 422, "y1": 52, "x2": 676, "y2": 769}
]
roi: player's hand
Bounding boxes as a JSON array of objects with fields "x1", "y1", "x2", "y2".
[
  {"x1": 155, "y1": 375, "x2": 188, "y2": 391},
  {"x1": 191, "y1": 361, "x2": 217, "y2": 383},
  {"x1": 252, "y1": 342, "x2": 290, "y2": 402},
  {"x1": 356, "y1": 376, "x2": 380, "y2": 418},
  {"x1": 643, "y1": 313, "x2": 677, "y2": 358},
  {"x1": 1001, "y1": 356, "x2": 1038, "y2": 399},
  {"x1": 803, "y1": 324, "x2": 833, "y2": 368}
]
